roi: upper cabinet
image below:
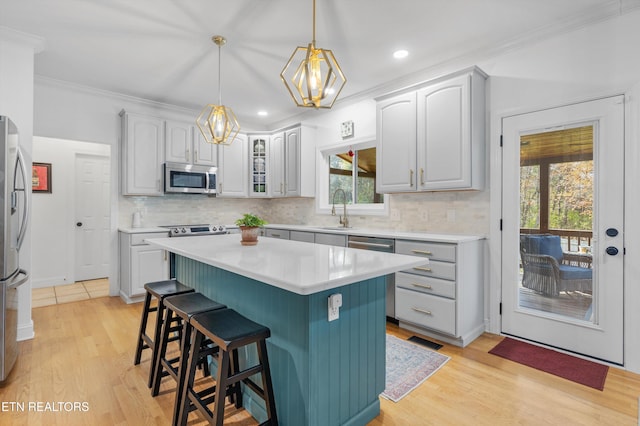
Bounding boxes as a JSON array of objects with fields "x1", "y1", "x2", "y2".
[
  {"x1": 376, "y1": 67, "x2": 486, "y2": 193},
  {"x1": 121, "y1": 109, "x2": 314, "y2": 198},
  {"x1": 218, "y1": 133, "x2": 248, "y2": 198},
  {"x1": 268, "y1": 125, "x2": 315, "y2": 198},
  {"x1": 165, "y1": 119, "x2": 218, "y2": 166},
  {"x1": 249, "y1": 135, "x2": 270, "y2": 197},
  {"x1": 120, "y1": 111, "x2": 165, "y2": 196}
]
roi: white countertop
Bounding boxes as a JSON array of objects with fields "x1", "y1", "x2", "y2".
[
  {"x1": 264, "y1": 224, "x2": 484, "y2": 243},
  {"x1": 119, "y1": 227, "x2": 169, "y2": 234},
  {"x1": 146, "y1": 234, "x2": 426, "y2": 295}
]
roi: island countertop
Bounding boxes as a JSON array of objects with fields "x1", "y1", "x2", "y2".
[{"x1": 146, "y1": 234, "x2": 426, "y2": 295}]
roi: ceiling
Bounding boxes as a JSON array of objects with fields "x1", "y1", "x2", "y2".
[{"x1": 1, "y1": 0, "x2": 637, "y2": 128}]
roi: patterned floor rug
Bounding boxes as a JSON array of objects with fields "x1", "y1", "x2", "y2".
[{"x1": 381, "y1": 334, "x2": 450, "y2": 402}]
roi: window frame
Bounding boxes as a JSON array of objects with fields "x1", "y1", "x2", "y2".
[{"x1": 316, "y1": 138, "x2": 389, "y2": 216}]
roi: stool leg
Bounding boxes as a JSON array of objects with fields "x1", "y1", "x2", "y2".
[
  {"x1": 176, "y1": 329, "x2": 203, "y2": 426},
  {"x1": 171, "y1": 320, "x2": 192, "y2": 426},
  {"x1": 229, "y1": 349, "x2": 242, "y2": 409},
  {"x1": 257, "y1": 340, "x2": 278, "y2": 425},
  {"x1": 148, "y1": 298, "x2": 166, "y2": 388},
  {"x1": 212, "y1": 350, "x2": 230, "y2": 426},
  {"x1": 134, "y1": 292, "x2": 152, "y2": 365},
  {"x1": 151, "y1": 307, "x2": 174, "y2": 396}
]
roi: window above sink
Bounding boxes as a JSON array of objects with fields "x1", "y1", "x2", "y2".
[{"x1": 317, "y1": 137, "x2": 389, "y2": 216}]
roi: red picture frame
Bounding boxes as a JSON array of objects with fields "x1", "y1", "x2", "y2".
[{"x1": 32, "y1": 162, "x2": 52, "y2": 193}]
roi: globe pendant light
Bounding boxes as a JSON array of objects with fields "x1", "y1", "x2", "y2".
[
  {"x1": 196, "y1": 35, "x2": 240, "y2": 145},
  {"x1": 280, "y1": 0, "x2": 346, "y2": 109}
]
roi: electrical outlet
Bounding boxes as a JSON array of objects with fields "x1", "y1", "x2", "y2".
[
  {"x1": 420, "y1": 210, "x2": 429, "y2": 221},
  {"x1": 328, "y1": 293, "x2": 342, "y2": 321},
  {"x1": 391, "y1": 210, "x2": 401, "y2": 221}
]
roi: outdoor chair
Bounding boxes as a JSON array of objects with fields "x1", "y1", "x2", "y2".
[{"x1": 519, "y1": 234, "x2": 592, "y2": 297}]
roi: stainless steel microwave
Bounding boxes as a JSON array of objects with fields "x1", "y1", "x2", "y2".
[{"x1": 164, "y1": 162, "x2": 217, "y2": 194}]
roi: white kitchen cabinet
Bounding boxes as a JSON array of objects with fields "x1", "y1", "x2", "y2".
[
  {"x1": 165, "y1": 120, "x2": 218, "y2": 166},
  {"x1": 290, "y1": 230, "x2": 315, "y2": 243},
  {"x1": 314, "y1": 233, "x2": 347, "y2": 247},
  {"x1": 249, "y1": 135, "x2": 270, "y2": 197},
  {"x1": 376, "y1": 92, "x2": 417, "y2": 192},
  {"x1": 119, "y1": 231, "x2": 169, "y2": 303},
  {"x1": 193, "y1": 127, "x2": 218, "y2": 166},
  {"x1": 218, "y1": 133, "x2": 248, "y2": 197},
  {"x1": 120, "y1": 111, "x2": 165, "y2": 196},
  {"x1": 376, "y1": 67, "x2": 486, "y2": 193},
  {"x1": 269, "y1": 125, "x2": 315, "y2": 198},
  {"x1": 394, "y1": 238, "x2": 484, "y2": 347},
  {"x1": 264, "y1": 229, "x2": 290, "y2": 239}
]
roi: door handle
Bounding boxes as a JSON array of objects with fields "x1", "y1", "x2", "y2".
[
  {"x1": 76, "y1": 222, "x2": 83, "y2": 227},
  {"x1": 606, "y1": 246, "x2": 619, "y2": 256}
]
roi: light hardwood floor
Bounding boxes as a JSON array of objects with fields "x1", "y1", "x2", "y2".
[{"x1": 1, "y1": 295, "x2": 639, "y2": 425}]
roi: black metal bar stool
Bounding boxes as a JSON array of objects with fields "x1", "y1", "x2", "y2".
[
  {"x1": 176, "y1": 308, "x2": 278, "y2": 426},
  {"x1": 151, "y1": 292, "x2": 226, "y2": 403},
  {"x1": 133, "y1": 279, "x2": 194, "y2": 388}
]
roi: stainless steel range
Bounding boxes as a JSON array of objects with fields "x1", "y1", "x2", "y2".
[
  {"x1": 160, "y1": 224, "x2": 232, "y2": 278},
  {"x1": 162, "y1": 224, "x2": 229, "y2": 237}
]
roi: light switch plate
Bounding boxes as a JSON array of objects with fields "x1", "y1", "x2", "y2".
[{"x1": 340, "y1": 120, "x2": 354, "y2": 138}]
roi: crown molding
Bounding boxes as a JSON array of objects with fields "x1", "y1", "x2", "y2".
[{"x1": 0, "y1": 26, "x2": 45, "y2": 52}]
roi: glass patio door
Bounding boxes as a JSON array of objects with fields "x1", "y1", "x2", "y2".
[{"x1": 501, "y1": 96, "x2": 624, "y2": 364}]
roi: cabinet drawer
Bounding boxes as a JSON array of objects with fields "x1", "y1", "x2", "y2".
[
  {"x1": 314, "y1": 233, "x2": 347, "y2": 247},
  {"x1": 130, "y1": 232, "x2": 168, "y2": 246},
  {"x1": 396, "y1": 240, "x2": 456, "y2": 262},
  {"x1": 396, "y1": 288, "x2": 455, "y2": 335},
  {"x1": 405, "y1": 259, "x2": 455, "y2": 281},
  {"x1": 290, "y1": 230, "x2": 315, "y2": 243},
  {"x1": 265, "y1": 229, "x2": 290, "y2": 239},
  {"x1": 396, "y1": 271, "x2": 455, "y2": 299}
]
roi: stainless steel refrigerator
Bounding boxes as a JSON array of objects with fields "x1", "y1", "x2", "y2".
[{"x1": 0, "y1": 116, "x2": 29, "y2": 382}]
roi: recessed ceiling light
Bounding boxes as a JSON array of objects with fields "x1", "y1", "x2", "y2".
[
  {"x1": 257, "y1": 111, "x2": 268, "y2": 116},
  {"x1": 393, "y1": 49, "x2": 409, "y2": 59}
]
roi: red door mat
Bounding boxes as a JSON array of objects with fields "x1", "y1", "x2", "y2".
[{"x1": 489, "y1": 337, "x2": 609, "y2": 390}]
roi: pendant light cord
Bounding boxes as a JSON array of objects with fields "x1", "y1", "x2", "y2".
[
  {"x1": 312, "y1": 0, "x2": 316, "y2": 45},
  {"x1": 218, "y1": 42, "x2": 222, "y2": 105}
]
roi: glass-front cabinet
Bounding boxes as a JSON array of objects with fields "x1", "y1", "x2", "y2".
[{"x1": 249, "y1": 135, "x2": 269, "y2": 197}]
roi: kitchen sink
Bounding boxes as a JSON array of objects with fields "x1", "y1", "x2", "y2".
[{"x1": 317, "y1": 226, "x2": 354, "y2": 231}]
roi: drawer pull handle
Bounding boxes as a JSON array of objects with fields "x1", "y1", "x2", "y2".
[
  {"x1": 411, "y1": 249, "x2": 433, "y2": 256},
  {"x1": 412, "y1": 283, "x2": 432, "y2": 290},
  {"x1": 271, "y1": 233, "x2": 281, "y2": 237},
  {"x1": 413, "y1": 267, "x2": 432, "y2": 272},
  {"x1": 412, "y1": 307, "x2": 432, "y2": 315}
]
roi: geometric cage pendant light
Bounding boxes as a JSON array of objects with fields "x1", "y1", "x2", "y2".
[
  {"x1": 280, "y1": 0, "x2": 346, "y2": 109},
  {"x1": 196, "y1": 35, "x2": 240, "y2": 145}
]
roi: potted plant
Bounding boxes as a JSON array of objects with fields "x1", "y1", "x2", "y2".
[{"x1": 235, "y1": 213, "x2": 267, "y2": 246}]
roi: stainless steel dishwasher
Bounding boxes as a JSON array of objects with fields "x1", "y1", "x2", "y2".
[{"x1": 347, "y1": 235, "x2": 397, "y2": 320}]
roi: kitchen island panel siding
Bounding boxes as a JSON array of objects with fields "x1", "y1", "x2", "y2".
[{"x1": 175, "y1": 255, "x2": 386, "y2": 426}]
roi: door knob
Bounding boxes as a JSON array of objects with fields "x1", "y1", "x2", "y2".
[
  {"x1": 606, "y1": 228, "x2": 619, "y2": 237},
  {"x1": 76, "y1": 222, "x2": 83, "y2": 227},
  {"x1": 606, "y1": 246, "x2": 619, "y2": 256}
]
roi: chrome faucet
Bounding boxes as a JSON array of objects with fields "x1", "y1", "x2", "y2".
[{"x1": 331, "y1": 188, "x2": 349, "y2": 228}]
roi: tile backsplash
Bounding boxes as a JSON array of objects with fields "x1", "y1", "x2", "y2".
[{"x1": 120, "y1": 190, "x2": 489, "y2": 236}]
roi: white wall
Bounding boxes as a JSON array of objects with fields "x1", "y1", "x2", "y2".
[
  {"x1": 0, "y1": 27, "x2": 44, "y2": 340},
  {"x1": 31, "y1": 137, "x2": 110, "y2": 288}
]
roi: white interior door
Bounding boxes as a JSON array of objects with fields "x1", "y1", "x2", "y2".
[
  {"x1": 501, "y1": 96, "x2": 624, "y2": 364},
  {"x1": 75, "y1": 154, "x2": 110, "y2": 281}
]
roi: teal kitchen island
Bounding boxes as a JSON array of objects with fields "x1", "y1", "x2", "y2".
[{"x1": 146, "y1": 234, "x2": 425, "y2": 426}]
